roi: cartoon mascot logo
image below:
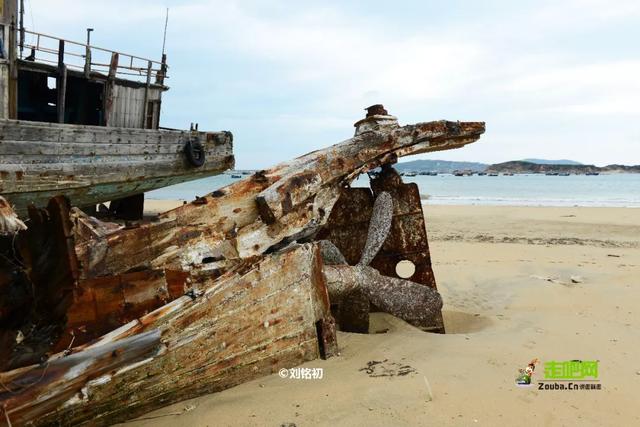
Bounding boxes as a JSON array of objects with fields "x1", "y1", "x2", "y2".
[{"x1": 515, "y1": 358, "x2": 539, "y2": 386}]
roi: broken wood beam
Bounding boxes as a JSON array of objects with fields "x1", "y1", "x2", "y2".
[
  {"x1": 0, "y1": 196, "x2": 80, "y2": 371},
  {"x1": 255, "y1": 118, "x2": 484, "y2": 224},
  {"x1": 0, "y1": 106, "x2": 485, "y2": 425},
  {"x1": 75, "y1": 114, "x2": 483, "y2": 282},
  {"x1": 0, "y1": 330, "x2": 161, "y2": 427},
  {"x1": 2, "y1": 243, "x2": 336, "y2": 426}
]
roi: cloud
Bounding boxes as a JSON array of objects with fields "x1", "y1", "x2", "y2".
[{"x1": 23, "y1": 0, "x2": 640, "y2": 167}]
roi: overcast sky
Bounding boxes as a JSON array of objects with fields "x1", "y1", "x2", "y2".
[{"x1": 28, "y1": 0, "x2": 640, "y2": 168}]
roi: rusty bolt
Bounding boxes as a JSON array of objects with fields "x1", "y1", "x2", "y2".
[{"x1": 365, "y1": 104, "x2": 388, "y2": 117}]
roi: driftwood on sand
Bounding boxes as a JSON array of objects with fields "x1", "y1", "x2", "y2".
[{"x1": 0, "y1": 106, "x2": 484, "y2": 425}]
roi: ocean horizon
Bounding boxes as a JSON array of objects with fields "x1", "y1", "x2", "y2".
[{"x1": 148, "y1": 172, "x2": 640, "y2": 208}]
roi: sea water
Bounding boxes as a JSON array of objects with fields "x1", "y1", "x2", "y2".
[{"x1": 148, "y1": 173, "x2": 640, "y2": 208}]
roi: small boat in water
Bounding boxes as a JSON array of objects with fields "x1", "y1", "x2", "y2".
[
  {"x1": 404, "y1": 172, "x2": 417, "y2": 177},
  {"x1": 586, "y1": 172, "x2": 600, "y2": 176}
]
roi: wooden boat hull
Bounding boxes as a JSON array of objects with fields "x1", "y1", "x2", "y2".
[
  {"x1": 0, "y1": 243, "x2": 336, "y2": 427},
  {"x1": 0, "y1": 109, "x2": 485, "y2": 426},
  {"x1": 0, "y1": 119, "x2": 234, "y2": 215}
]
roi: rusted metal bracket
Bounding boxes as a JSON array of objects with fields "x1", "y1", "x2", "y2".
[{"x1": 318, "y1": 165, "x2": 445, "y2": 333}]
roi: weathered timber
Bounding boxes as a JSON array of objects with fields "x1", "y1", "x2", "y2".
[
  {"x1": 63, "y1": 112, "x2": 481, "y2": 343},
  {"x1": 1, "y1": 243, "x2": 336, "y2": 426},
  {"x1": 52, "y1": 268, "x2": 189, "y2": 352},
  {"x1": 75, "y1": 116, "x2": 484, "y2": 280},
  {"x1": 0, "y1": 330, "x2": 161, "y2": 427},
  {"x1": 0, "y1": 120, "x2": 234, "y2": 216},
  {"x1": 254, "y1": 118, "x2": 483, "y2": 224},
  {"x1": 69, "y1": 207, "x2": 122, "y2": 243},
  {"x1": 0, "y1": 196, "x2": 80, "y2": 371},
  {"x1": 0, "y1": 107, "x2": 484, "y2": 425}
]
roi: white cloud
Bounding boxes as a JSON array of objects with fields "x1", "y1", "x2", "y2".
[{"x1": 23, "y1": 0, "x2": 640, "y2": 166}]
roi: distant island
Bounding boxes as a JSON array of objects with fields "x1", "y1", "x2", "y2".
[
  {"x1": 395, "y1": 160, "x2": 486, "y2": 174},
  {"x1": 520, "y1": 158, "x2": 583, "y2": 165},
  {"x1": 395, "y1": 159, "x2": 640, "y2": 174},
  {"x1": 486, "y1": 161, "x2": 640, "y2": 174}
]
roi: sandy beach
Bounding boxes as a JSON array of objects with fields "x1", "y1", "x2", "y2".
[{"x1": 124, "y1": 203, "x2": 639, "y2": 426}]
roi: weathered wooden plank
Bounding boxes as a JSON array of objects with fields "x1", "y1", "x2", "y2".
[
  {"x1": 53, "y1": 268, "x2": 188, "y2": 352},
  {"x1": 8, "y1": 243, "x2": 335, "y2": 426},
  {"x1": 0, "y1": 153, "x2": 223, "y2": 164},
  {"x1": 0, "y1": 163, "x2": 231, "y2": 191},
  {"x1": 0, "y1": 330, "x2": 161, "y2": 427},
  {"x1": 2, "y1": 170, "x2": 232, "y2": 216},
  {"x1": 77, "y1": 176, "x2": 271, "y2": 278},
  {"x1": 0, "y1": 109, "x2": 483, "y2": 425},
  {"x1": 0, "y1": 140, "x2": 199, "y2": 156},
  {"x1": 75, "y1": 116, "x2": 484, "y2": 280},
  {"x1": 0, "y1": 119, "x2": 234, "y2": 214},
  {"x1": 255, "y1": 119, "x2": 484, "y2": 224},
  {"x1": 0, "y1": 119, "x2": 230, "y2": 145}
]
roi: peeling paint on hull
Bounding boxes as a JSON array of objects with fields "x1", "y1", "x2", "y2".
[
  {"x1": 0, "y1": 119, "x2": 235, "y2": 215},
  {"x1": 0, "y1": 108, "x2": 485, "y2": 426}
]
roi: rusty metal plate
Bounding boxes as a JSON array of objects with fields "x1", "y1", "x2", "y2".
[{"x1": 318, "y1": 166, "x2": 445, "y2": 333}]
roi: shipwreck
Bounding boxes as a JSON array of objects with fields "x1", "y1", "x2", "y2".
[
  {"x1": 0, "y1": 102, "x2": 484, "y2": 425},
  {"x1": 0, "y1": 1, "x2": 234, "y2": 218}
]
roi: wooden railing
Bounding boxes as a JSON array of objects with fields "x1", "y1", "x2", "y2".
[{"x1": 18, "y1": 29, "x2": 167, "y2": 84}]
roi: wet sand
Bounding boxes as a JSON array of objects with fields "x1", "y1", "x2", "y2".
[{"x1": 125, "y1": 203, "x2": 640, "y2": 426}]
